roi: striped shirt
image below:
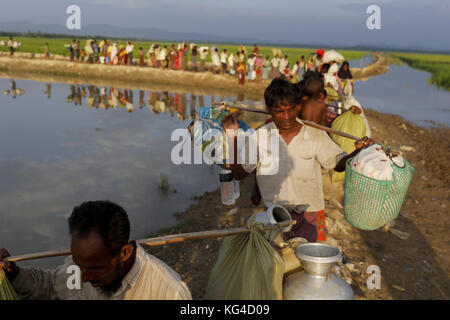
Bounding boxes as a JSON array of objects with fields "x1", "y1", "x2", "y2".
[{"x1": 11, "y1": 243, "x2": 192, "y2": 300}]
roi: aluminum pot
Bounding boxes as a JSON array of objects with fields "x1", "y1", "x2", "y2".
[{"x1": 283, "y1": 243, "x2": 354, "y2": 300}]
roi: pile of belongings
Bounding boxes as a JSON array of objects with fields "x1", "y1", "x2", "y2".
[
  {"x1": 350, "y1": 144, "x2": 404, "y2": 181},
  {"x1": 188, "y1": 104, "x2": 253, "y2": 164}
]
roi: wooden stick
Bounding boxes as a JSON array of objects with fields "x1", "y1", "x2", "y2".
[
  {"x1": 4, "y1": 220, "x2": 296, "y2": 263},
  {"x1": 221, "y1": 103, "x2": 361, "y2": 141}
]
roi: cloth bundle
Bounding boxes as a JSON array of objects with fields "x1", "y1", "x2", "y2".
[
  {"x1": 0, "y1": 270, "x2": 19, "y2": 300},
  {"x1": 205, "y1": 220, "x2": 284, "y2": 300},
  {"x1": 188, "y1": 105, "x2": 252, "y2": 164},
  {"x1": 350, "y1": 144, "x2": 404, "y2": 181}
]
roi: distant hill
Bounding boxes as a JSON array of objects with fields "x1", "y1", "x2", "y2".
[
  {"x1": 0, "y1": 21, "x2": 261, "y2": 44},
  {"x1": 1, "y1": 21, "x2": 449, "y2": 55}
]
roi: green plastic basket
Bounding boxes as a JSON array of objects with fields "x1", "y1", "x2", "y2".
[{"x1": 344, "y1": 157, "x2": 414, "y2": 230}]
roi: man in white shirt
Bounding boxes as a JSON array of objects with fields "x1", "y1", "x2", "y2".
[
  {"x1": 199, "y1": 47, "x2": 209, "y2": 71},
  {"x1": 271, "y1": 55, "x2": 280, "y2": 78},
  {"x1": 211, "y1": 48, "x2": 221, "y2": 73},
  {"x1": 7, "y1": 37, "x2": 14, "y2": 55},
  {"x1": 222, "y1": 78, "x2": 373, "y2": 241},
  {"x1": 126, "y1": 42, "x2": 134, "y2": 65},
  {"x1": 279, "y1": 55, "x2": 289, "y2": 73},
  {"x1": 0, "y1": 201, "x2": 192, "y2": 300}
]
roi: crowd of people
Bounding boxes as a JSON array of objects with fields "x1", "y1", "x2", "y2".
[{"x1": 61, "y1": 40, "x2": 353, "y2": 90}]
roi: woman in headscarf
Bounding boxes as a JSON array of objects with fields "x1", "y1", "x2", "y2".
[
  {"x1": 338, "y1": 61, "x2": 354, "y2": 96},
  {"x1": 338, "y1": 61, "x2": 353, "y2": 80}
]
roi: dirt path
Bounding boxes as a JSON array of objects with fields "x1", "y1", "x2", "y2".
[
  {"x1": 0, "y1": 52, "x2": 390, "y2": 101},
  {"x1": 144, "y1": 109, "x2": 449, "y2": 300}
]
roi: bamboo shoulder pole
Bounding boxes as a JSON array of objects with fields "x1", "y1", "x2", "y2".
[
  {"x1": 4, "y1": 220, "x2": 296, "y2": 263},
  {"x1": 221, "y1": 103, "x2": 361, "y2": 141}
]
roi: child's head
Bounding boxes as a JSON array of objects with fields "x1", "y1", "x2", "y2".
[
  {"x1": 298, "y1": 76, "x2": 325, "y2": 101},
  {"x1": 321, "y1": 63, "x2": 330, "y2": 74}
]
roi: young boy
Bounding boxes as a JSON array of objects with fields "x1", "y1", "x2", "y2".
[{"x1": 222, "y1": 78, "x2": 373, "y2": 242}]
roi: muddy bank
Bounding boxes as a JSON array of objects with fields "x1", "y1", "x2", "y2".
[
  {"x1": 0, "y1": 52, "x2": 390, "y2": 100},
  {"x1": 144, "y1": 109, "x2": 449, "y2": 300}
]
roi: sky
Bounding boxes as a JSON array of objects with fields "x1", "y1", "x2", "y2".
[{"x1": 1, "y1": 0, "x2": 450, "y2": 51}]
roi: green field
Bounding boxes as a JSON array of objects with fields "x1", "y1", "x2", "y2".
[
  {"x1": 0, "y1": 36, "x2": 368, "y2": 68},
  {"x1": 388, "y1": 52, "x2": 450, "y2": 91}
]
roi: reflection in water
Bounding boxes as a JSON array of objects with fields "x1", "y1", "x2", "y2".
[
  {"x1": 58, "y1": 83, "x2": 231, "y2": 124},
  {"x1": 0, "y1": 78, "x2": 251, "y2": 269},
  {"x1": 44, "y1": 84, "x2": 51, "y2": 99},
  {"x1": 3, "y1": 80, "x2": 24, "y2": 99}
]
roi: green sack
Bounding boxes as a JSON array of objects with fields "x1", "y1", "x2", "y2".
[
  {"x1": 330, "y1": 111, "x2": 366, "y2": 182},
  {"x1": 0, "y1": 270, "x2": 19, "y2": 300},
  {"x1": 205, "y1": 220, "x2": 284, "y2": 300}
]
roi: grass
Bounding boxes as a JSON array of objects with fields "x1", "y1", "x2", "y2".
[
  {"x1": 0, "y1": 36, "x2": 369, "y2": 68},
  {"x1": 387, "y1": 52, "x2": 450, "y2": 91},
  {"x1": 159, "y1": 173, "x2": 169, "y2": 193}
]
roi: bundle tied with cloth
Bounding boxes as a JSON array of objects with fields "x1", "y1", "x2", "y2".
[
  {"x1": 205, "y1": 218, "x2": 285, "y2": 300},
  {"x1": 0, "y1": 270, "x2": 19, "y2": 300},
  {"x1": 205, "y1": 205, "x2": 304, "y2": 300},
  {"x1": 187, "y1": 103, "x2": 253, "y2": 165}
]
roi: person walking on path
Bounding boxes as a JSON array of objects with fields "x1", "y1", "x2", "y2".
[
  {"x1": 138, "y1": 47, "x2": 145, "y2": 66},
  {"x1": 7, "y1": 37, "x2": 14, "y2": 56},
  {"x1": 126, "y1": 42, "x2": 134, "y2": 65},
  {"x1": 236, "y1": 61, "x2": 246, "y2": 86}
]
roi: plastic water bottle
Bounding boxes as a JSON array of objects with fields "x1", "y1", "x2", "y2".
[
  {"x1": 233, "y1": 179, "x2": 240, "y2": 201},
  {"x1": 219, "y1": 167, "x2": 235, "y2": 205}
]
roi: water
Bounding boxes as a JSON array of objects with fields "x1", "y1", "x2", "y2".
[
  {"x1": 348, "y1": 58, "x2": 450, "y2": 127},
  {"x1": 0, "y1": 78, "x2": 244, "y2": 268}
]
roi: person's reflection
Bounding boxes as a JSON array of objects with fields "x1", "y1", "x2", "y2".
[
  {"x1": 87, "y1": 85, "x2": 95, "y2": 108},
  {"x1": 118, "y1": 89, "x2": 126, "y2": 108},
  {"x1": 148, "y1": 91, "x2": 157, "y2": 113},
  {"x1": 81, "y1": 85, "x2": 86, "y2": 99},
  {"x1": 110, "y1": 87, "x2": 119, "y2": 109},
  {"x1": 67, "y1": 85, "x2": 76, "y2": 104},
  {"x1": 168, "y1": 92, "x2": 175, "y2": 117},
  {"x1": 154, "y1": 92, "x2": 162, "y2": 114},
  {"x1": 177, "y1": 93, "x2": 187, "y2": 121},
  {"x1": 11, "y1": 80, "x2": 16, "y2": 99},
  {"x1": 75, "y1": 85, "x2": 82, "y2": 106},
  {"x1": 125, "y1": 89, "x2": 134, "y2": 113},
  {"x1": 93, "y1": 86, "x2": 101, "y2": 109},
  {"x1": 139, "y1": 90, "x2": 146, "y2": 109},
  {"x1": 100, "y1": 87, "x2": 109, "y2": 110},
  {"x1": 161, "y1": 91, "x2": 169, "y2": 114},
  {"x1": 44, "y1": 84, "x2": 51, "y2": 99},
  {"x1": 189, "y1": 94, "x2": 197, "y2": 121}
]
